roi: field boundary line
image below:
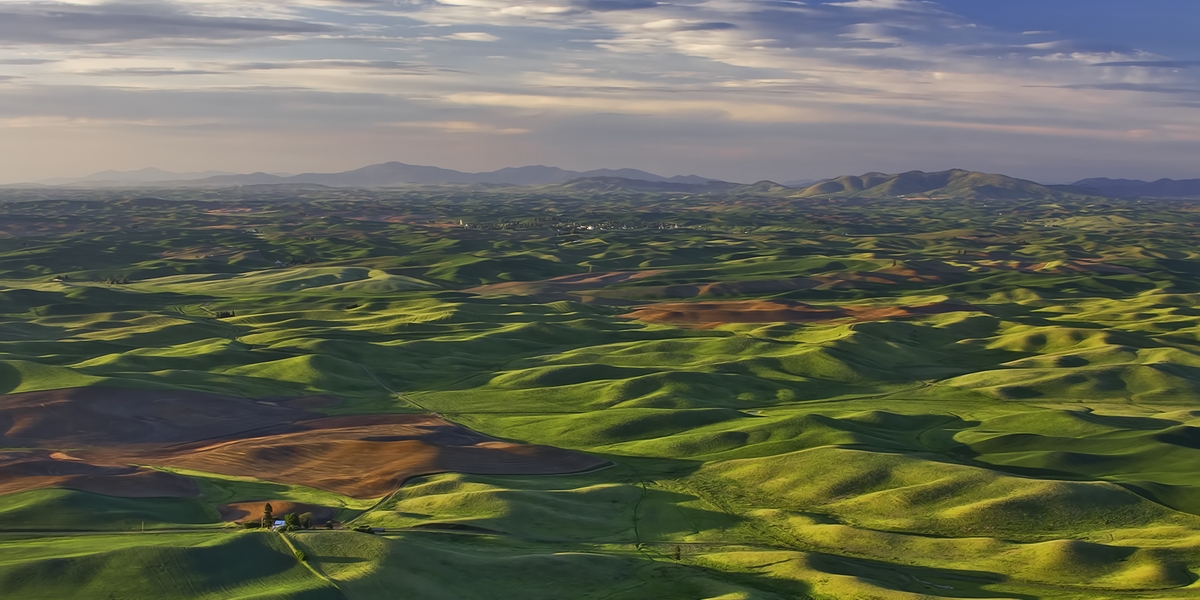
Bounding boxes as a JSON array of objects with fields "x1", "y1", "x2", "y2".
[
  {"x1": 279, "y1": 532, "x2": 351, "y2": 600},
  {"x1": 359, "y1": 364, "x2": 430, "y2": 413}
]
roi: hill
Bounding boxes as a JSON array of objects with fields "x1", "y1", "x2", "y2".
[
  {"x1": 794, "y1": 169, "x2": 1094, "y2": 200},
  {"x1": 1073, "y1": 177, "x2": 1200, "y2": 198},
  {"x1": 179, "y1": 162, "x2": 724, "y2": 188},
  {"x1": 548, "y1": 176, "x2": 741, "y2": 193},
  {"x1": 35, "y1": 168, "x2": 237, "y2": 186},
  {"x1": 5, "y1": 187, "x2": 1200, "y2": 597}
]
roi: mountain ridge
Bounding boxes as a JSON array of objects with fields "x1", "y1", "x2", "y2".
[
  {"x1": 37, "y1": 167, "x2": 238, "y2": 186},
  {"x1": 12, "y1": 164, "x2": 1196, "y2": 199},
  {"x1": 180, "y1": 162, "x2": 722, "y2": 187},
  {"x1": 1073, "y1": 178, "x2": 1200, "y2": 198},
  {"x1": 790, "y1": 169, "x2": 1097, "y2": 200}
]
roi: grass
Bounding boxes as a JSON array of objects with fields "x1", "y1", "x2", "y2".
[
  {"x1": 0, "y1": 532, "x2": 340, "y2": 599},
  {"x1": 292, "y1": 531, "x2": 810, "y2": 600},
  {"x1": 4, "y1": 189, "x2": 1200, "y2": 597},
  {"x1": 162, "y1": 467, "x2": 379, "y2": 518},
  {"x1": 0, "y1": 489, "x2": 215, "y2": 531}
]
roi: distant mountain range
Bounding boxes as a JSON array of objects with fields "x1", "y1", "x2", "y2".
[
  {"x1": 12, "y1": 163, "x2": 1200, "y2": 199},
  {"x1": 1071, "y1": 178, "x2": 1200, "y2": 198},
  {"x1": 559, "y1": 172, "x2": 1200, "y2": 200},
  {"x1": 35, "y1": 167, "x2": 239, "y2": 186},
  {"x1": 786, "y1": 169, "x2": 1090, "y2": 200},
  {"x1": 551, "y1": 176, "x2": 741, "y2": 193},
  {"x1": 19, "y1": 162, "x2": 719, "y2": 188},
  {"x1": 539, "y1": 169, "x2": 1095, "y2": 200}
]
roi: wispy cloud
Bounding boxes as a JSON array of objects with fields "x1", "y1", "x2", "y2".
[
  {"x1": 1092, "y1": 60, "x2": 1200, "y2": 69},
  {"x1": 444, "y1": 32, "x2": 501, "y2": 42},
  {"x1": 0, "y1": 2, "x2": 333, "y2": 45},
  {"x1": 0, "y1": 0, "x2": 1198, "y2": 182},
  {"x1": 387, "y1": 120, "x2": 528, "y2": 133}
]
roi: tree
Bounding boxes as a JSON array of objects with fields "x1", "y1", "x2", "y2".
[
  {"x1": 284, "y1": 513, "x2": 301, "y2": 530},
  {"x1": 261, "y1": 503, "x2": 274, "y2": 529},
  {"x1": 299, "y1": 512, "x2": 313, "y2": 529}
]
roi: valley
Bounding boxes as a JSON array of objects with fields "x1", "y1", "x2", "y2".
[{"x1": 1, "y1": 185, "x2": 1200, "y2": 598}]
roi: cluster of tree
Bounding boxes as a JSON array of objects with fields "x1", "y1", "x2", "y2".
[
  {"x1": 278, "y1": 256, "x2": 320, "y2": 267},
  {"x1": 214, "y1": 310, "x2": 236, "y2": 319},
  {"x1": 242, "y1": 504, "x2": 323, "y2": 531}
]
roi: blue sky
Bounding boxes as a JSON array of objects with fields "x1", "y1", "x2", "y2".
[
  {"x1": 937, "y1": 1, "x2": 1200, "y2": 60},
  {"x1": 0, "y1": 0, "x2": 1197, "y2": 183}
]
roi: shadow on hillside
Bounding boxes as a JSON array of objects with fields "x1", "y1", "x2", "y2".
[
  {"x1": 804, "y1": 552, "x2": 1036, "y2": 600},
  {"x1": 0, "y1": 361, "x2": 17, "y2": 395},
  {"x1": 917, "y1": 411, "x2": 1200, "y2": 518}
]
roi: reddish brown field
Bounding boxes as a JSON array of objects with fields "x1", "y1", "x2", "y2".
[
  {"x1": 975, "y1": 259, "x2": 1143, "y2": 275},
  {"x1": 152, "y1": 415, "x2": 606, "y2": 498},
  {"x1": 1, "y1": 388, "x2": 607, "y2": 499},
  {"x1": 0, "y1": 387, "x2": 326, "y2": 448},
  {"x1": 467, "y1": 264, "x2": 966, "y2": 302},
  {"x1": 0, "y1": 451, "x2": 199, "y2": 497},
  {"x1": 622, "y1": 300, "x2": 975, "y2": 327},
  {"x1": 468, "y1": 269, "x2": 665, "y2": 296}
]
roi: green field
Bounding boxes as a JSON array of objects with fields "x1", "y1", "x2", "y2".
[{"x1": 2, "y1": 185, "x2": 1200, "y2": 598}]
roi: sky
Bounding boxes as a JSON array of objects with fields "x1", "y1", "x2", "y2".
[{"x1": 1, "y1": 0, "x2": 1198, "y2": 184}]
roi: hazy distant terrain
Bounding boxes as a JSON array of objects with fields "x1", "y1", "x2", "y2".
[
  {"x1": 28, "y1": 163, "x2": 1199, "y2": 201},
  {"x1": 1074, "y1": 177, "x2": 1200, "y2": 198},
  {"x1": 2, "y1": 184, "x2": 1200, "y2": 598},
  {"x1": 14, "y1": 162, "x2": 723, "y2": 188}
]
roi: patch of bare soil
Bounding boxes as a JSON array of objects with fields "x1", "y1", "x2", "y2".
[
  {"x1": 606, "y1": 267, "x2": 962, "y2": 301},
  {"x1": 1, "y1": 390, "x2": 607, "y2": 499},
  {"x1": 0, "y1": 387, "x2": 331, "y2": 448},
  {"x1": 622, "y1": 300, "x2": 976, "y2": 327},
  {"x1": 150, "y1": 415, "x2": 607, "y2": 499},
  {"x1": 0, "y1": 451, "x2": 199, "y2": 497},
  {"x1": 976, "y1": 259, "x2": 1142, "y2": 275},
  {"x1": 468, "y1": 270, "x2": 665, "y2": 296},
  {"x1": 467, "y1": 263, "x2": 969, "y2": 301}
]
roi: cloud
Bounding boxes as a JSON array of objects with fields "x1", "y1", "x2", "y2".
[
  {"x1": 640, "y1": 19, "x2": 736, "y2": 32},
  {"x1": 573, "y1": 0, "x2": 658, "y2": 12},
  {"x1": 1092, "y1": 60, "x2": 1200, "y2": 69},
  {"x1": 78, "y1": 68, "x2": 224, "y2": 76},
  {"x1": 228, "y1": 60, "x2": 451, "y2": 73},
  {"x1": 387, "y1": 120, "x2": 528, "y2": 133},
  {"x1": 1, "y1": 0, "x2": 1198, "y2": 183},
  {"x1": 443, "y1": 91, "x2": 830, "y2": 123},
  {"x1": 0, "y1": 58, "x2": 58, "y2": 65},
  {"x1": 444, "y1": 32, "x2": 501, "y2": 41},
  {"x1": 0, "y1": 2, "x2": 333, "y2": 45},
  {"x1": 1053, "y1": 82, "x2": 1200, "y2": 97}
]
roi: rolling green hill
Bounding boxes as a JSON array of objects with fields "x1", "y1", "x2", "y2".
[{"x1": 1, "y1": 186, "x2": 1200, "y2": 598}]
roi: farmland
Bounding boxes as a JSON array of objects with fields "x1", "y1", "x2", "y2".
[{"x1": 1, "y1": 185, "x2": 1200, "y2": 598}]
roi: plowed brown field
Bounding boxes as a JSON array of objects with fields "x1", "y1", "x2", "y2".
[
  {"x1": 622, "y1": 300, "x2": 975, "y2": 326},
  {"x1": 152, "y1": 415, "x2": 606, "y2": 498},
  {"x1": 1, "y1": 388, "x2": 607, "y2": 499},
  {"x1": 0, "y1": 451, "x2": 199, "y2": 497},
  {"x1": 468, "y1": 269, "x2": 665, "y2": 296},
  {"x1": 0, "y1": 387, "x2": 329, "y2": 448}
]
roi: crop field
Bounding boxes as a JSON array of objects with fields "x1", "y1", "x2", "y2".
[{"x1": 2, "y1": 186, "x2": 1200, "y2": 598}]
